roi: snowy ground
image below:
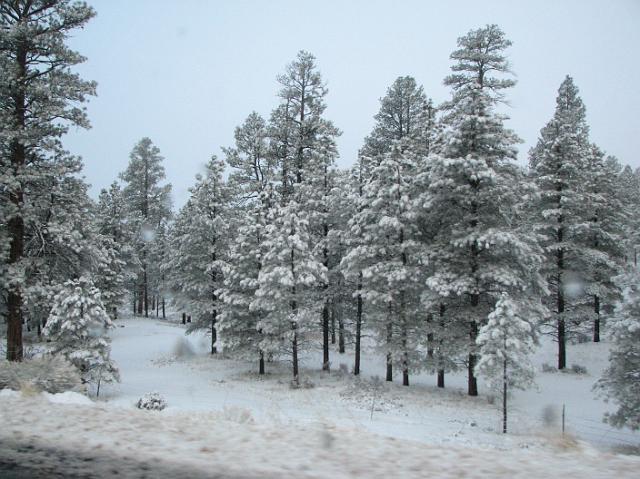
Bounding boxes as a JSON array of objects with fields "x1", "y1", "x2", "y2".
[{"x1": 1, "y1": 315, "x2": 639, "y2": 477}]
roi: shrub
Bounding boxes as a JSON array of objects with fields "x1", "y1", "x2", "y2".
[
  {"x1": 136, "y1": 392, "x2": 167, "y2": 411},
  {"x1": 570, "y1": 364, "x2": 588, "y2": 375},
  {"x1": 541, "y1": 362, "x2": 556, "y2": 373},
  {"x1": 0, "y1": 355, "x2": 83, "y2": 394}
]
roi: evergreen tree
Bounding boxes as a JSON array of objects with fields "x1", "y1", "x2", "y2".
[
  {"x1": 260, "y1": 51, "x2": 339, "y2": 374},
  {"x1": 595, "y1": 271, "x2": 640, "y2": 430},
  {"x1": 476, "y1": 293, "x2": 536, "y2": 433},
  {"x1": 251, "y1": 194, "x2": 327, "y2": 385},
  {"x1": 165, "y1": 158, "x2": 230, "y2": 354},
  {"x1": 426, "y1": 24, "x2": 547, "y2": 395},
  {"x1": 580, "y1": 145, "x2": 624, "y2": 342},
  {"x1": 0, "y1": 0, "x2": 96, "y2": 360},
  {"x1": 219, "y1": 112, "x2": 273, "y2": 372},
  {"x1": 529, "y1": 76, "x2": 594, "y2": 368},
  {"x1": 44, "y1": 276, "x2": 119, "y2": 386},
  {"x1": 120, "y1": 137, "x2": 172, "y2": 318}
]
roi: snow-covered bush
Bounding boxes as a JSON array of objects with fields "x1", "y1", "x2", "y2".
[
  {"x1": 570, "y1": 364, "x2": 587, "y2": 375},
  {"x1": 136, "y1": 392, "x2": 167, "y2": 411},
  {"x1": 541, "y1": 362, "x2": 556, "y2": 373},
  {"x1": 44, "y1": 277, "x2": 120, "y2": 386},
  {"x1": 0, "y1": 355, "x2": 83, "y2": 393}
]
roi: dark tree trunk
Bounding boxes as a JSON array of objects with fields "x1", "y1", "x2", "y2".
[
  {"x1": 354, "y1": 281, "x2": 362, "y2": 376},
  {"x1": 386, "y1": 353, "x2": 393, "y2": 382},
  {"x1": 593, "y1": 294, "x2": 600, "y2": 343},
  {"x1": 322, "y1": 302, "x2": 330, "y2": 371},
  {"x1": 187, "y1": 315, "x2": 191, "y2": 323},
  {"x1": 137, "y1": 281, "x2": 143, "y2": 315},
  {"x1": 259, "y1": 351, "x2": 265, "y2": 375},
  {"x1": 162, "y1": 298, "x2": 165, "y2": 319},
  {"x1": 211, "y1": 314, "x2": 217, "y2": 355},
  {"x1": 437, "y1": 370, "x2": 445, "y2": 388},
  {"x1": 143, "y1": 268, "x2": 149, "y2": 318},
  {"x1": 6, "y1": 43, "x2": 27, "y2": 362},
  {"x1": 338, "y1": 311, "x2": 345, "y2": 354},
  {"x1": 557, "y1": 246, "x2": 566, "y2": 370},
  {"x1": 502, "y1": 358, "x2": 508, "y2": 434},
  {"x1": 292, "y1": 326, "x2": 299, "y2": 384},
  {"x1": 330, "y1": 305, "x2": 336, "y2": 344},
  {"x1": 132, "y1": 291, "x2": 136, "y2": 315},
  {"x1": 468, "y1": 320, "x2": 479, "y2": 396},
  {"x1": 402, "y1": 359, "x2": 409, "y2": 387},
  {"x1": 182, "y1": 312, "x2": 186, "y2": 325}
]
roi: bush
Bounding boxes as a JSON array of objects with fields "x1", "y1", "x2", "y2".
[
  {"x1": 0, "y1": 355, "x2": 83, "y2": 394},
  {"x1": 570, "y1": 363, "x2": 588, "y2": 375},
  {"x1": 541, "y1": 362, "x2": 556, "y2": 373},
  {"x1": 136, "y1": 392, "x2": 167, "y2": 411}
]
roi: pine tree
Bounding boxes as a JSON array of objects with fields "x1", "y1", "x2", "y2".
[
  {"x1": 342, "y1": 76, "x2": 429, "y2": 383},
  {"x1": 580, "y1": 145, "x2": 624, "y2": 342},
  {"x1": 165, "y1": 158, "x2": 230, "y2": 354},
  {"x1": 251, "y1": 195, "x2": 327, "y2": 385},
  {"x1": 595, "y1": 272, "x2": 640, "y2": 430},
  {"x1": 529, "y1": 76, "x2": 593, "y2": 369},
  {"x1": 260, "y1": 51, "x2": 339, "y2": 375},
  {"x1": 44, "y1": 276, "x2": 119, "y2": 386},
  {"x1": 219, "y1": 112, "x2": 273, "y2": 372},
  {"x1": 426, "y1": 24, "x2": 547, "y2": 395},
  {"x1": 0, "y1": 0, "x2": 96, "y2": 360},
  {"x1": 476, "y1": 293, "x2": 536, "y2": 433},
  {"x1": 120, "y1": 137, "x2": 172, "y2": 318}
]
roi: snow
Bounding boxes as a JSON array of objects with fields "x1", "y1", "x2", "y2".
[
  {"x1": 2, "y1": 316, "x2": 639, "y2": 477},
  {"x1": 43, "y1": 390, "x2": 95, "y2": 406}
]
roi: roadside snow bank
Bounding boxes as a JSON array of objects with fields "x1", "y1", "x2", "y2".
[
  {"x1": 43, "y1": 390, "x2": 94, "y2": 405},
  {"x1": 1, "y1": 392, "x2": 638, "y2": 478}
]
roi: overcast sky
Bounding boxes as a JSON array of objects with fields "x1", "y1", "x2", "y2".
[{"x1": 65, "y1": 0, "x2": 640, "y2": 207}]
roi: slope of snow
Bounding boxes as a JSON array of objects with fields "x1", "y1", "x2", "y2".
[
  {"x1": 93, "y1": 316, "x2": 639, "y2": 452},
  {"x1": 1, "y1": 391, "x2": 638, "y2": 479}
]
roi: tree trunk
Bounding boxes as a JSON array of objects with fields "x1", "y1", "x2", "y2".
[
  {"x1": 502, "y1": 358, "x2": 508, "y2": 434},
  {"x1": 211, "y1": 314, "x2": 217, "y2": 355},
  {"x1": 187, "y1": 315, "x2": 191, "y2": 323},
  {"x1": 259, "y1": 351, "x2": 265, "y2": 375},
  {"x1": 182, "y1": 312, "x2": 186, "y2": 325},
  {"x1": 137, "y1": 281, "x2": 143, "y2": 315},
  {"x1": 6, "y1": 43, "x2": 27, "y2": 362},
  {"x1": 143, "y1": 268, "x2": 149, "y2": 318},
  {"x1": 386, "y1": 319, "x2": 393, "y2": 382},
  {"x1": 330, "y1": 304, "x2": 336, "y2": 344},
  {"x1": 354, "y1": 282, "x2": 362, "y2": 376},
  {"x1": 593, "y1": 294, "x2": 600, "y2": 343},
  {"x1": 338, "y1": 311, "x2": 345, "y2": 354},
  {"x1": 132, "y1": 291, "x2": 136, "y2": 315},
  {"x1": 322, "y1": 302, "x2": 330, "y2": 371},
  {"x1": 557, "y1": 245, "x2": 566, "y2": 369},
  {"x1": 437, "y1": 370, "x2": 445, "y2": 388},
  {"x1": 292, "y1": 326, "x2": 299, "y2": 385},
  {"x1": 162, "y1": 298, "x2": 165, "y2": 319},
  {"x1": 468, "y1": 320, "x2": 479, "y2": 396}
]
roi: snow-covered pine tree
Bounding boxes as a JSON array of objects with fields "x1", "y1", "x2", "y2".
[
  {"x1": 44, "y1": 276, "x2": 119, "y2": 387},
  {"x1": 426, "y1": 25, "x2": 547, "y2": 395},
  {"x1": 251, "y1": 193, "x2": 327, "y2": 386},
  {"x1": 120, "y1": 137, "x2": 172, "y2": 318},
  {"x1": 0, "y1": 0, "x2": 96, "y2": 360},
  {"x1": 95, "y1": 183, "x2": 133, "y2": 319},
  {"x1": 165, "y1": 157, "x2": 230, "y2": 354},
  {"x1": 529, "y1": 76, "x2": 593, "y2": 369},
  {"x1": 342, "y1": 76, "x2": 430, "y2": 384},
  {"x1": 617, "y1": 165, "x2": 640, "y2": 267},
  {"x1": 219, "y1": 112, "x2": 274, "y2": 372},
  {"x1": 260, "y1": 51, "x2": 340, "y2": 374},
  {"x1": 595, "y1": 271, "x2": 640, "y2": 430},
  {"x1": 476, "y1": 293, "x2": 536, "y2": 433},
  {"x1": 580, "y1": 145, "x2": 624, "y2": 342}
]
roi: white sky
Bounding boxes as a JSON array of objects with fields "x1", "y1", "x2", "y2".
[{"x1": 64, "y1": 0, "x2": 640, "y2": 207}]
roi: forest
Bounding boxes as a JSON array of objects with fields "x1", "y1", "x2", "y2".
[{"x1": 1, "y1": 2, "x2": 639, "y2": 471}]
